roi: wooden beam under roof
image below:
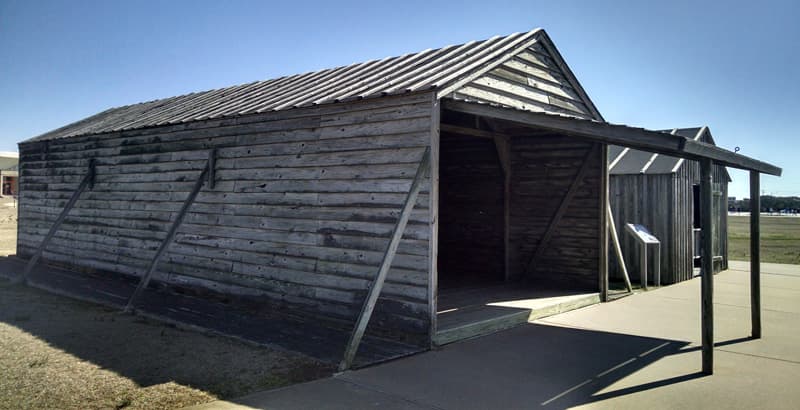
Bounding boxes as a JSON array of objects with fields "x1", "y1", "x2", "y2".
[{"x1": 442, "y1": 99, "x2": 782, "y2": 176}]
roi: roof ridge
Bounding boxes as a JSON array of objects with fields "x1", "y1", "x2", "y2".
[
  {"x1": 24, "y1": 27, "x2": 571, "y2": 142},
  {"x1": 96, "y1": 32, "x2": 529, "y2": 113}
]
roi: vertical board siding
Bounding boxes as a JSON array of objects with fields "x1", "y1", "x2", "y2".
[
  {"x1": 508, "y1": 136, "x2": 601, "y2": 288},
  {"x1": 437, "y1": 133, "x2": 505, "y2": 288},
  {"x1": 609, "y1": 174, "x2": 677, "y2": 284},
  {"x1": 17, "y1": 92, "x2": 435, "y2": 345},
  {"x1": 609, "y1": 158, "x2": 729, "y2": 284}
]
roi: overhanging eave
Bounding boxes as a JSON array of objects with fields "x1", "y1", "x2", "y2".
[{"x1": 442, "y1": 99, "x2": 782, "y2": 176}]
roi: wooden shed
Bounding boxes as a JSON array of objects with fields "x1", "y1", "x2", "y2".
[
  {"x1": 608, "y1": 127, "x2": 730, "y2": 285},
  {"x1": 15, "y1": 28, "x2": 781, "y2": 370}
]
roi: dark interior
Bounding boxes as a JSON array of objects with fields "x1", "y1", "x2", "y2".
[
  {"x1": 437, "y1": 132, "x2": 505, "y2": 289},
  {"x1": 693, "y1": 184, "x2": 702, "y2": 267},
  {"x1": 693, "y1": 184, "x2": 702, "y2": 229}
]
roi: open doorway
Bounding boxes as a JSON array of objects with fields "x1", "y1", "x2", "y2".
[
  {"x1": 693, "y1": 184, "x2": 702, "y2": 268},
  {"x1": 434, "y1": 115, "x2": 603, "y2": 345}
]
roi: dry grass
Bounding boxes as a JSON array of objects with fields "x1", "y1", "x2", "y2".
[
  {"x1": 728, "y1": 215, "x2": 800, "y2": 264},
  {"x1": 0, "y1": 282, "x2": 333, "y2": 410},
  {"x1": 0, "y1": 197, "x2": 18, "y2": 255},
  {"x1": 0, "y1": 200, "x2": 333, "y2": 409}
]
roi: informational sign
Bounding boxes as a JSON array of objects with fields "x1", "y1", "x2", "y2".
[
  {"x1": 624, "y1": 223, "x2": 661, "y2": 288},
  {"x1": 625, "y1": 223, "x2": 660, "y2": 244}
]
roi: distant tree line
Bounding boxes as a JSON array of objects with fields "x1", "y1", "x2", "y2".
[{"x1": 729, "y1": 196, "x2": 800, "y2": 213}]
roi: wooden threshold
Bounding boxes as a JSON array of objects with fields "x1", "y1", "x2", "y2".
[{"x1": 434, "y1": 287, "x2": 600, "y2": 346}]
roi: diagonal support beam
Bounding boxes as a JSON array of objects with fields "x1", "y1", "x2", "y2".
[
  {"x1": 525, "y1": 144, "x2": 597, "y2": 276},
  {"x1": 339, "y1": 147, "x2": 431, "y2": 371},
  {"x1": 124, "y1": 150, "x2": 215, "y2": 313},
  {"x1": 607, "y1": 201, "x2": 633, "y2": 293},
  {"x1": 14, "y1": 159, "x2": 96, "y2": 285}
]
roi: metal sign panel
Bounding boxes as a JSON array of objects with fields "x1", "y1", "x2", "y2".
[{"x1": 625, "y1": 223, "x2": 660, "y2": 244}]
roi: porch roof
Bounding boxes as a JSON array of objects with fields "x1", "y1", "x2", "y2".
[{"x1": 442, "y1": 99, "x2": 782, "y2": 176}]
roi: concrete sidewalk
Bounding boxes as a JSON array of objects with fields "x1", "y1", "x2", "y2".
[{"x1": 190, "y1": 261, "x2": 800, "y2": 409}]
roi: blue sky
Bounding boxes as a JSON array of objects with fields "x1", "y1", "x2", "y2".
[{"x1": 1, "y1": 0, "x2": 797, "y2": 198}]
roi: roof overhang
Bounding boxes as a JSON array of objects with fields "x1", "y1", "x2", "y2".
[{"x1": 442, "y1": 99, "x2": 782, "y2": 176}]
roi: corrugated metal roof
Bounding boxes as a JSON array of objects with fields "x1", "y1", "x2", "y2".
[
  {"x1": 609, "y1": 127, "x2": 705, "y2": 175},
  {"x1": 27, "y1": 28, "x2": 549, "y2": 143}
]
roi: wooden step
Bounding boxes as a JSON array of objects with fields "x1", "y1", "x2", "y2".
[{"x1": 434, "y1": 293, "x2": 600, "y2": 346}]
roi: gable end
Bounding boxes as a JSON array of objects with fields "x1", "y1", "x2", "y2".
[{"x1": 446, "y1": 30, "x2": 603, "y2": 120}]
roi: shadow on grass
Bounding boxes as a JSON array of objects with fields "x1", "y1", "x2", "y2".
[
  {"x1": 0, "y1": 255, "x2": 422, "y2": 368},
  {"x1": 0, "y1": 262, "x2": 333, "y2": 400}
]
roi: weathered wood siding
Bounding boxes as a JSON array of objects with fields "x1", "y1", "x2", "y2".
[
  {"x1": 508, "y1": 136, "x2": 601, "y2": 288},
  {"x1": 17, "y1": 92, "x2": 435, "y2": 345},
  {"x1": 437, "y1": 133, "x2": 504, "y2": 288},
  {"x1": 681, "y1": 159, "x2": 729, "y2": 273},
  {"x1": 609, "y1": 173, "x2": 677, "y2": 283},
  {"x1": 609, "y1": 161, "x2": 728, "y2": 284},
  {"x1": 450, "y1": 42, "x2": 596, "y2": 119}
]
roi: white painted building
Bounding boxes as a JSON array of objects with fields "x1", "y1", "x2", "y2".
[{"x1": 0, "y1": 152, "x2": 19, "y2": 196}]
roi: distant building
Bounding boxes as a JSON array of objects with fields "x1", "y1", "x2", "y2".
[
  {"x1": 0, "y1": 152, "x2": 18, "y2": 196},
  {"x1": 609, "y1": 128, "x2": 730, "y2": 284}
]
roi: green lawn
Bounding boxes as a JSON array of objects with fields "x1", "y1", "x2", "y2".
[{"x1": 728, "y1": 215, "x2": 800, "y2": 265}]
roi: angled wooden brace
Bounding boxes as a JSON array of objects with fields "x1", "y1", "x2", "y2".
[
  {"x1": 14, "y1": 158, "x2": 96, "y2": 285},
  {"x1": 607, "y1": 201, "x2": 633, "y2": 293},
  {"x1": 339, "y1": 147, "x2": 431, "y2": 371},
  {"x1": 123, "y1": 149, "x2": 216, "y2": 313},
  {"x1": 525, "y1": 144, "x2": 598, "y2": 276}
]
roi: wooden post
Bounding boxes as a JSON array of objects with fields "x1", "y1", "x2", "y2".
[
  {"x1": 750, "y1": 171, "x2": 761, "y2": 338},
  {"x1": 640, "y1": 243, "x2": 648, "y2": 290},
  {"x1": 599, "y1": 144, "x2": 609, "y2": 301},
  {"x1": 428, "y1": 97, "x2": 441, "y2": 347},
  {"x1": 654, "y1": 244, "x2": 661, "y2": 287},
  {"x1": 607, "y1": 202, "x2": 633, "y2": 292},
  {"x1": 124, "y1": 152, "x2": 214, "y2": 313},
  {"x1": 13, "y1": 159, "x2": 96, "y2": 285},
  {"x1": 339, "y1": 147, "x2": 431, "y2": 371},
  {"x1": 701, "y1": 158, "x2": 714, "y2": 374}
]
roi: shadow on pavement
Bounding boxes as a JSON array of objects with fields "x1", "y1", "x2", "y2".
[{"x1": 337, "y1": 322, "x2": 707, "y2": 410}]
